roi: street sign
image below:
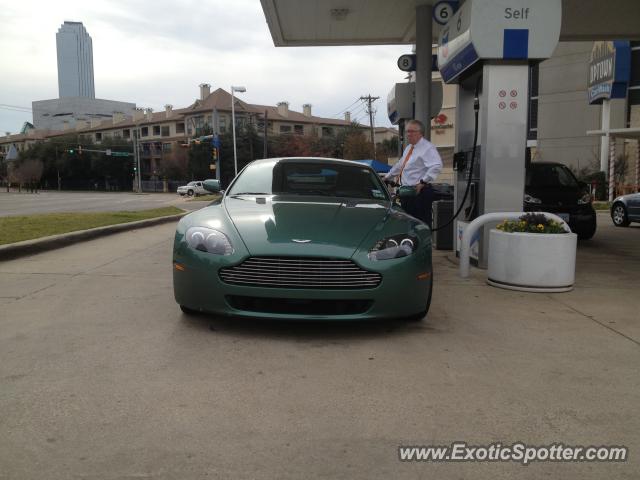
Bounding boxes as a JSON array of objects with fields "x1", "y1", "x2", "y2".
[
  {"x1": 111, "y1": 151, "x2": 132, "y2": 157},
  {"x1": 106, "y1": 149, "x2": 112, "y2": 156},
  {"x1": 397, "y1": 54, "x2": 417, "y2": 72}
]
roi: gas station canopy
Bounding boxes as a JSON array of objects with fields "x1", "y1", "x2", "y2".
[{"x1": 260, "y1": 0, "x2": 640, "y2": 46}]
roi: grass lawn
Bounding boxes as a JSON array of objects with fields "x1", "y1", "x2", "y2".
[
  {"x1": 0, "y1": 206, "x2": 183, "y2": 245},
  {"x1": 592, "y1": 201, "x2": 611, "y2": 211},
  {"x1": 187, "y1": 194, "x2": 221, "y2": 202}
]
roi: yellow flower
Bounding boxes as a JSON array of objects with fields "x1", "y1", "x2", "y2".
[{"x1": 537, "y1": 224, "x2": 544, "y2": 230}]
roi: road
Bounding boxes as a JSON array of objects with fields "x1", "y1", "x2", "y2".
[
  {"x1": 0, "y1": 215, "x2": 638, "y2": 479},
  {"x1": 0, "y1": 191, "x2": 206, "y2": 216}
]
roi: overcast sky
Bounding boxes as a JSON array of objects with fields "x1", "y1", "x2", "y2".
[{"x1": 0, "y1": 0, "x2": 412, "y2": 135}]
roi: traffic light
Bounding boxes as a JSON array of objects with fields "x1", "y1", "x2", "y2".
[
  {"x1": 68, "y1": 148, "x2": 74, "y2": 154},
  {"x1": 78, "y1": 145, "x2": 83, "y2": 155}
]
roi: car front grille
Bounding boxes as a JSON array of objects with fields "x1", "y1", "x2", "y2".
[{"x1": 219, "y1": 257, "x2": 382, "y2": 289}]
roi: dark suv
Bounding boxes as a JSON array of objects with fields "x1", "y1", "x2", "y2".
[{"x1": 524, "y1": 162, "x2": 597, "y2": 240}]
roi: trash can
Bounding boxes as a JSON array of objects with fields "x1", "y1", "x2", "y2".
[{"x1": 432, "y1": 200, "x2": 454, "y2": 250}]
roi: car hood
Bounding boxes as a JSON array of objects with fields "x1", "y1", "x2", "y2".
[
  {"x1": 526, "y1": 186, "x2": 581, "y2": 205},
  {"x1": 224, "y1": 195, "x2": 391, "y2": 257}
]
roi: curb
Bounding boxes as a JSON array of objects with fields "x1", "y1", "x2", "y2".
[{"x1": 0, "y1": 212, "x2": 187, "y2": 261}]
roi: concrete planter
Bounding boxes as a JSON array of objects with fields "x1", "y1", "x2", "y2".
[{"x1": 487, "y1": 229, "x2": 577, "y2": 292}]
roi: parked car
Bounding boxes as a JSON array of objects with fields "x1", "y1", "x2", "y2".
[
  {"x1": 611, "y1": 192, "x2": 640, "y2": 227},
  {"x1": 177, "y1": 181, "x2": 207, "y2": 197},
  {"x1": 173, "y1": 158, "x2": 434, "y2": 321},
  {"x1": 524, "y1": 161, "x2": 597, "y2": 240}
]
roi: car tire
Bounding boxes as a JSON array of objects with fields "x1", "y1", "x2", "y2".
[
  {"x1": 405, "y1": 274, "x2": 433, "y2": 322},
  {"x1": 578, "y1": 219, "x2": 597, "y2": 240},
  {"x1": 187, "y1": 189, "x2": 194, "y2": 197},
  {"x1": 611, "y1": 203, "x2": 630, "y2": 227}
]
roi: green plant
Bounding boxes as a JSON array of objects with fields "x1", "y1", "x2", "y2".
[{"x1": 496, "y1": 213, "x2": 567, "y2": 234}]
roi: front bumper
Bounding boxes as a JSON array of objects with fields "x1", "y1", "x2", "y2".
[{"x1": 173, "y1": 247, "x2": 432, "y2": 321}]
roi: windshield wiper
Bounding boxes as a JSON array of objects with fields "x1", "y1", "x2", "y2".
[
  {"x1": 290, "y1": 190, "x2": 332, "y2": 196},
  {"x1": 230, "y1": 192, "x2": 270, "y2": 195}
]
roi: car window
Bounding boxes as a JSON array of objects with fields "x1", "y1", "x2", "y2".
[
  {"x1": 187, "y1": 181, "x2": 197, "y2": 186},
  {"x1": 526, "y1": 164, "x2": 579, "y2": 188},
  {"x1": 228, "y1": 161, "x2": 388, "y2": 200}
]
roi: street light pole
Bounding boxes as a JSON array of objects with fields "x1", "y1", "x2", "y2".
[{"x1": 231, "y1": 86, "x2": 246, "y2": 177}]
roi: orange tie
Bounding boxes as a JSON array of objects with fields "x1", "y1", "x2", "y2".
[{"x1": 397, "y1": 145, "x2": 414, "y2": 185}]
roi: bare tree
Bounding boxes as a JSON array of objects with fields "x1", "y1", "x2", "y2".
[
  {"x1": 614, "y1": 153, "x2": 629, "y2": 187},
  {"x1": 15, "y1": 159, "x2": 44, "y2": 193}
]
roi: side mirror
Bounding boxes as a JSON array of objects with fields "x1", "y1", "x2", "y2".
[{"x1": 203, "y1": 179, "x2": 221, "y2": 193}]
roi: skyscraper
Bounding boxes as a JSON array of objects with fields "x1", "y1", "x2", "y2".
[{"x1": 56, "y1": 21, "x2": 95, "y2": 98}]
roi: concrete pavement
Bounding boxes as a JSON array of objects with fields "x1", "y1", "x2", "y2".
[{"x1": 0, "y1": 216, "x2": 638, "y2": 479}]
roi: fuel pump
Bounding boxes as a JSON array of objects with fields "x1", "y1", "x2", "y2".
[{"x1": 438, "y1": 0, "x2": 561, "y2": 267}]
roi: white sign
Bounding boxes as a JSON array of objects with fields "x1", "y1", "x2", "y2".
[{"x1": 433, "y1": 1, "x2": 456, "y2": 25}]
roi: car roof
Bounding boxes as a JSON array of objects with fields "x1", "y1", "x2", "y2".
[
  {"x1": 250, "y1": 157, "x2": 377, "y2": 170},
  {"x1": 528, "y1": 161, "x2": 567, "y2": 167}
]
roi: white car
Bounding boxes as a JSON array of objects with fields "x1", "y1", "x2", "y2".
[{"x1": 177, "y1": 181, "x2": 207, "y2": 197}]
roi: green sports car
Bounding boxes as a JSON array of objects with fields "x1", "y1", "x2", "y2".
[{"x1": 173, "y1": 157, "x2": 433, "y2": 321}]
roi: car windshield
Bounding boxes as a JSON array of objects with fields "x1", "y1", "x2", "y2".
[
  {"x1": 227, "y1": 160, "x2": 389, "y2": 200},
  {"x1": 526, "y1": 164, "x2": 579, "y2": 188},
  {"x1": 187, "y1": 181, "x2": 197, "y2": 186}
]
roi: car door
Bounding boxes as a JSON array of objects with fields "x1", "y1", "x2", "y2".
[{"x1": 627, "y1": 193, "x2": 640, "y2": 220}]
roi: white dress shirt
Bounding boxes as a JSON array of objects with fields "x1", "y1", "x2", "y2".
[{"x1": 385, "y1": 137, "x2": 443, "y2": 186}]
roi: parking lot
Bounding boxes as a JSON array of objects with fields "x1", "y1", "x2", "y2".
[{"x1": 0, "y1": 211, "x2": 638, "y2": 479}]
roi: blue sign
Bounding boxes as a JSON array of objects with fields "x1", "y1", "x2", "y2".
[{"x1": 588, "y1": 41, "x2": 631, "y2": 104}]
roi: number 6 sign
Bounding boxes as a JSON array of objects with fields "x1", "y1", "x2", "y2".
[{"x1": 433, "y1": 1, "x2": 459, "y2": 26}]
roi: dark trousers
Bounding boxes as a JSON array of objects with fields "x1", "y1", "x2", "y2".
[{"x1": 400, "y1": 185, "x2": 434, "y2": 227}]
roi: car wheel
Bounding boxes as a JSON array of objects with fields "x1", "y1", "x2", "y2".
[
  {"x1": 405, "y1": 274, "x2": 433, "y2": 322},
  {"x1": 611, "y1": 203, "x2": 629, "y2": 227},
  {"x1": 578, "y1": 220, "x2": 597, "y2": 240},
  {"x1": 180, "y1": 305, "x2": 198, "y2": 315},
  {"x1": 187, "y1": 189, "x2": 194, "y2": 197}
]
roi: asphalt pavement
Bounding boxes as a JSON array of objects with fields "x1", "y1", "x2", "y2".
[
  {"x1": 0, "y1": 212, "x2": 638, "y2": 479},
  {"x1": 0, "y1": 190, "x2": 205, "y2": 216}
]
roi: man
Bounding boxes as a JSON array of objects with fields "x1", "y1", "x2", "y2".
[{"x1": 384, "y1": 119, "x2": 443, "y2": 227}]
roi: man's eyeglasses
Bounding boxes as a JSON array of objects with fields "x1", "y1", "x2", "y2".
[{"x1": 406, "y1": 129, "x2": 420, "y2": 133}]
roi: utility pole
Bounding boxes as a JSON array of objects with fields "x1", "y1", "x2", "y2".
[
  {"x1": 263, "y1": 109, "x2": 268, "y2": 159},
  {"x1": 360, "y1": 95, "x2": 379, "y2": 158}
]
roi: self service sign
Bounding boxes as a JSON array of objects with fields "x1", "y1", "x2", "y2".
[{"x1": 588, "y1": 41, "x2": 631, "y2": 104}]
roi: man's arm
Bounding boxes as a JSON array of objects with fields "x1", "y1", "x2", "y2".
[
  {"x1": 420, "y1": 144, "x2": 443, "y2": 183},
  {"x1": 384, "y1": 155, "x2": 403, "y2": 180}
]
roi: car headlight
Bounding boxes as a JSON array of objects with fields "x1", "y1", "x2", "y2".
[
  {"x1": 524, "y1": 194, "x2": 542, "y2": 204},
  {"x1": 368, "y1": 234, "x2": 418, "y2": 261},
  {"x1": 185, "y1": 226, "x2": 234, "y2": 255},
  {"x1": 577, "y1": 192, "x2": 592, "y2": 204}
]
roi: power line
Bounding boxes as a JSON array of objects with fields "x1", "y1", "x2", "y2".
[{"x1": 332, "y1": 98, "x2": 362, "y2": 118}]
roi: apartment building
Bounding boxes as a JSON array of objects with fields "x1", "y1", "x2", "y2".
[{"x1": 0, "y1": 84, "x2": 356, "y2": 180}]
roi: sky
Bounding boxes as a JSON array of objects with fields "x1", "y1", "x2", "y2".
[{"x1": 0, "y1": 0, "x2": 412, "y2": 135}]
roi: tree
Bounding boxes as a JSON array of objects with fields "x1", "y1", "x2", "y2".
[
  {"x1": 14, "y1": 159, "x2": 44, "y2": 192},
  {"x1": 614, "y1": 153, "x2": 629, "y2": 188},
  {"x1": 342, "y1": 131, "x2": 374, "y2": 160}
]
